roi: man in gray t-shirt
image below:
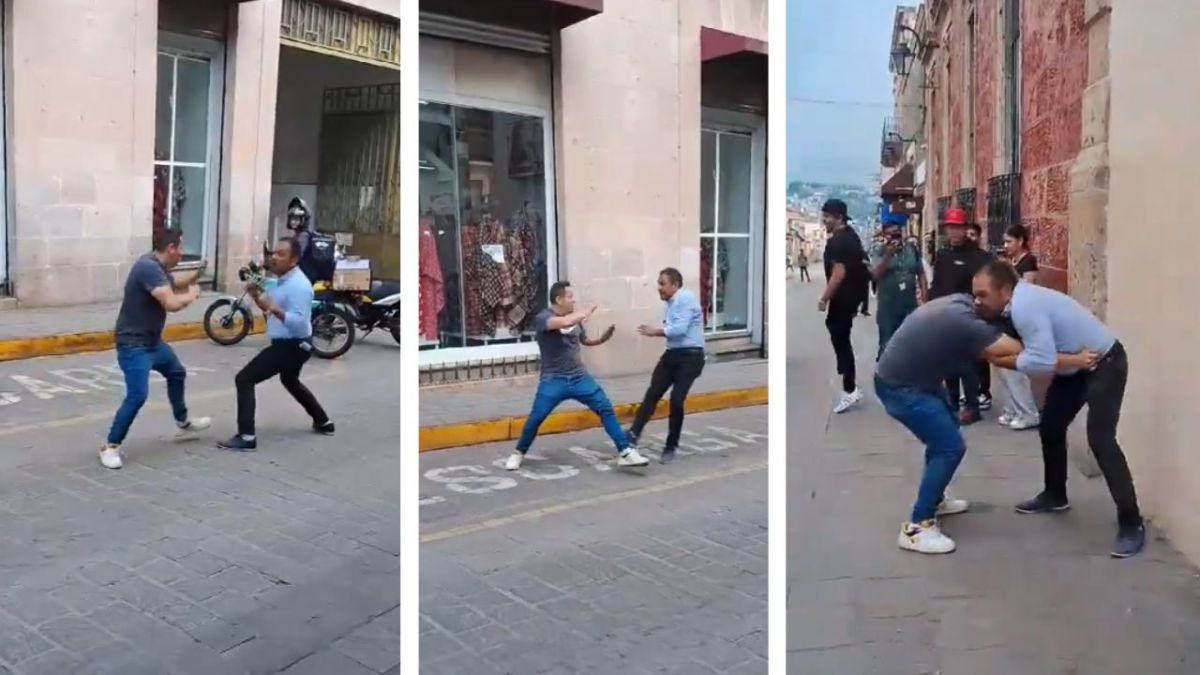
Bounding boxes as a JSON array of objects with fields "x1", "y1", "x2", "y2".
[
  {"x1": 533, "y1": 307, "x2": 587, "y2": 378},
  {"x1": 505, "y1": 281, "x2": 649, "y2": 471},
  {"x1": 876, "y1": 295, "x2": 1002, "y2": 393},
  {"x1": 102, "y1": 229, "x2": 211, "y2": 470},
  {"x1": 874, "y1": 294, "x2": 1022, "y2": 556}
]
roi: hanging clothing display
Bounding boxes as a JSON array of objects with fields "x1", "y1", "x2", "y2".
[
  {"x1": 462, "y1": 215, "x2": 517, "y2": 337},
  {"x1": 699, "y1": 239, "x2": 730, "y2": 326},
  {"x1": 507, "y1": 206, "x2": 542, "y2": 331},
  {"x1": 418, "y1": 217, "x2": 445, "y2": 341}
]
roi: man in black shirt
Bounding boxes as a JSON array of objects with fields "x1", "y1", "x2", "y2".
[
  {"x1": 817, "y1": 199, "x2": 869, "y2": 413},
  {"x1": 928, "y1": 208, "x2": 994, "y2": 424}
]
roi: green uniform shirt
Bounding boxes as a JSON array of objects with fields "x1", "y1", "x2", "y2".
[{"x1": 869, "y1": 240, "x2": 922, "y2": 308}]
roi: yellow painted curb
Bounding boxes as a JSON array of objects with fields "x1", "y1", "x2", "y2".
[
  {"x1": 419, "y1": 385, "x2": 768, "y2": 452},
  {"x1": 0, "y1": 319, "x2": 266, "y2": 363}
]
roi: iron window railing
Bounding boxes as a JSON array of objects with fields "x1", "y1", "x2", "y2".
[
  {"x1": 881, "y1": 117, "x2": 903, "y2": 168},
  {"x1": 986, "y1": 173, "x2": 1021, "y2": 249},
  {"x1": 954, "y1": 188, "x2": 977, "y2": 221}
]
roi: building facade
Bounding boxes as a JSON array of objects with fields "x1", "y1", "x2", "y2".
[
  {"x1": 908, "y1": 0, "x2": 1107, "y2": 301},
  {"x1": 1105, "y1": 0, "x2": 1200, "y2": 564},
  {"x1": 0, "y1": 0, "x2": 400, "y2": 308},
  {"x1": 417, "y1": 0, "x2": 768, "y2": 382}
]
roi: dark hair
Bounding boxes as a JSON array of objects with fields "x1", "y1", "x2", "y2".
[
  {"x1": 967, "y1": 222, "x2": 982, "y2": 235},
  {"x1": 659, "y1": 267, "x2": 683, "y2": 287},
  {"x1": 979, "y1": 259, "x2": 1020, "y2": 289},
  {"x1": 1005, "y1": 223, "x2": 1030, "y2": 248},
  {"x1": 277, "y1": 237, "x2": 302, "y2": 261},
  {"x1": 153, "y1": 228, "x2": 183, "y2": 252},
  {"x1": 549, "y1": 281, "x2": 571, "y2": 305}
]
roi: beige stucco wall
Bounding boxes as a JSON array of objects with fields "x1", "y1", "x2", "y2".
[
  {"x1": 7, "y1": 0, "x2": 159, "y2": 306},
  {"x1": 337, "y1": 0, "x2": 399, "y2": 20},
  {"x1": 1107, "y1": 0, "x2": 1200, "y2": 563},
  {"x1": 557, "y1": 0, "x2": 767, "y2": 377}
]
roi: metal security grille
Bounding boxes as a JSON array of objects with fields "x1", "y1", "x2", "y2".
[
  {"x1": 281, "y1": 0, "x2": 400, "y2": 70},
  {"x1": 986, "y1": 173, "x2": 1021, "y2": 249},
  {"x1": 954, "y1": 187, "x2": 977, "y2": 221},
  {"x1": 936, "y1": 196, "x2": 951, "y2": 221},
  {"x1": 317, "y1": 83, "x2": 401, "y2": 237}
]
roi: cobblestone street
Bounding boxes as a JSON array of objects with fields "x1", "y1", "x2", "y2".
[
  {"x1": 787, "y1": 281, "x2": 1200, "y2": 674},
  {"x1": 420, "y1": 406, "x2": 768, "y2": 674},
  {"x1": 0, "y1": 338, "x2": 400, "y2": 674}
]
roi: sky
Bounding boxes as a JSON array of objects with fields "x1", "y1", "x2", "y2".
[{"x1": 787, "y1": 0, "x2": 903, "y2": 187}]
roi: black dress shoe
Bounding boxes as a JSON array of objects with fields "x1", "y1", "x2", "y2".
[
  {"x1": 218, "y1": 435, "x2": 257, "y2": 452},
  {"x1": 313, "y1": 421, "x2": 336, "y2": 436},
  {"x1": 1014, "y1": 492, "x2": 1071, "y2": 514}
]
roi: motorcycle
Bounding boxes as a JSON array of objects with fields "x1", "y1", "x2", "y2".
[
  {"x1": 202, "y1": 259, "x2": 355, "y2": 359},
  {"x1": 314, "y1": 281, "x2": 401, "y2": 347}
]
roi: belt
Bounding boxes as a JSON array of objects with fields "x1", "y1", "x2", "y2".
[
  {"x1": 271, "y1": 337, "x2": 311, "y2": 345},
  {"x1": 668, "y1": 347, "x2": 705, "y2": 353}
]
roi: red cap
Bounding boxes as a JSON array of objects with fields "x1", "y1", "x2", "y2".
[{"x1": 942, "y1": 207, "x2": 968, "y2": 226}]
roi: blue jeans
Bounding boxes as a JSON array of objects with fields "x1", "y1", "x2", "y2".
[
  {"x1": 516, "y1": 374, "x2": 629, "y2": 454},
  {"x1": 107, "y1": 343, "x2": 189, "y2": 445},
  {"x1": 875, "y1": 376, "x2": 966, "y2": 523}
]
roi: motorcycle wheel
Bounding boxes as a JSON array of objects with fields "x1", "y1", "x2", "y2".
[
  {"x1": 203, "y1": 298, "x2": 253, "y2": 346},
  {"x1": 311, "y1": 305, "x2": 356, "y2": 359},
  {"x1": 389, "y1": 313, "x2": 402, "y2": 345}
]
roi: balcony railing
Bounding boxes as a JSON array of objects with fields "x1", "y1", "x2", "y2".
[
  {"x1": 985, "y1": 173, "x2": 1021, "y2": 249},
  {"x1": 881, "y1": 117, "x2": 903, "y2": 168}
]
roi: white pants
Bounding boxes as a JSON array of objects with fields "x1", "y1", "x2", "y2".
[{"x1": 998, "y1": 367, "x2": 1039, "y2": 423}]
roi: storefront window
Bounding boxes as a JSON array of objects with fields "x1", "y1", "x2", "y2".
[
  {"x1": 154, "y1": 40, "x2": 220, "y2": 264},
  {"x1": 700, "y1": 129, "x2": 753, "y2": 333},
  {"x1": 418, "y1": 101, "x2": 550, "y2": 351}
]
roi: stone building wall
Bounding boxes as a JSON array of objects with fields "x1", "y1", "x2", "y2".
[{"x1": 1019, "y1": 0, "x2": 1087, "y2": 292}]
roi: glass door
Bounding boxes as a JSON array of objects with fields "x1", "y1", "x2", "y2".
[
  {"x1": 154, "y1": 33, "x2": 224, "y2": 275},
  {"x1": 700, "y1": 128, "x2": 755, "y2": 334}
]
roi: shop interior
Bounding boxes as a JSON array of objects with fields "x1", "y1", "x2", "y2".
[
  {"x1": 418, "y1": 101, "x2": 550, "y2": 350},
  {"x1": 271, "y1": 46, "x2": 400, "y2": 282}
]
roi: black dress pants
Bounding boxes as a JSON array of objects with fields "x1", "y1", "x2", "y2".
[
  {"x1": 629, "y1": 348, "x2": 706, "y2": 451},
  {"x1": 1039, "y1": 342, "x2": 1141, "y2": 526},
  {"x1": 235, "y1": 339, "x2": 329, "y2": 436}
]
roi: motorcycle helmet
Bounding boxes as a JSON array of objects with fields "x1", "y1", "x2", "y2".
[{"x1": 286, "y1": 197, "x2": 312, "y2": 231}]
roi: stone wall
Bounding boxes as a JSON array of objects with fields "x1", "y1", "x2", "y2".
[
  {"x1": 1019, "y1": 0, "x2": 1086, "y2": 292},
  {"x1": 7, "y1": 0, "x2": 159, "y2": 306},
  {"x1": 1066, "y1": 0, "x2": 1111, "y2": 317},
  {"x1": 556, "y1": 0, "x2": 767, "y2": 377},
  {"x1": 1106, "y1": 0, "x2": 1200, "y2": 567}
]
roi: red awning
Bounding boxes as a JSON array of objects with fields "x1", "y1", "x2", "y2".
[{"x1": 701, "y1": 26, "x2": 767, "y2": 62}]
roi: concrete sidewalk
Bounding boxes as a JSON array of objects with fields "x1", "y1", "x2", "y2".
[
  {"x1": 787, "y1": 279, "x2": 1200, "y2": 673},
  {"x1": 419, "y1": 357, "x2": 768, "y2": 451},
  {"x1": 0, "y1": 292, "x2": 262, "y2": 362}
]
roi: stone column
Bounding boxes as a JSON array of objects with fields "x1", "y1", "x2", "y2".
[
  {"x1": 219, "y1": 0, "x2": 282, "y2": 291},
  {"x1": 1067, "y1": 0, "x2": 1113, "y2": 478},
  {"x1": 7, "y1": 0, "x2": 158, "y2": 306},
  {"x1": 1068, "y1": 0, "x2": 1113, "y2": 320}
]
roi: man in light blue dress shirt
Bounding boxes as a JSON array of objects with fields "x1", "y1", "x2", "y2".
[
  {"x1": 973, "y1": 260, "x2": 1144, "y2": 558},
  {"x1": 627, "y1": 268, "x2": 706, "y2": 464},
  {"x1": 219, "y1": 237, "x2": 333, "y2": 451}
]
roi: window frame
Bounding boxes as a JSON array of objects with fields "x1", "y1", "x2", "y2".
[
  {"x1": 155, "y1": 31, "x2": 226, "y2": 275},
  {"x1": 416, "y1": 92, "x2": 559, "y2": 366},
  {"x1": 700, "y1": 107, "x2": 766, "y2": 343}
]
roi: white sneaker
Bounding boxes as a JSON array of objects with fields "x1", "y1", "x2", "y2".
[
  {"x1": 99, "y1": 445, "x2": 124, "y2": 470},
  {"x1": 898, "y1": 520, "x2": 956, "y2": 554},
  {"x1": 936, "y1": 497, "x2": 970, "y2": 516},
  {"x1": 617, "y1": 447, "x2": 650, "y2": 467},
  {"x1": 833, "y1": 389, "x2": 864, "y2": 414},
  {"x1": 997, "y1": 413, "x2": 1013, "y2": 426},
  {"x1": 504, "y1": 451, "x2": 524, "y2": 471},
  {"x1": 1008, "y1": 417, "x2": 1039, "y2": 431},
  {"x1": 175, "y1": 416, "x2": 211, "y2": 439}
]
